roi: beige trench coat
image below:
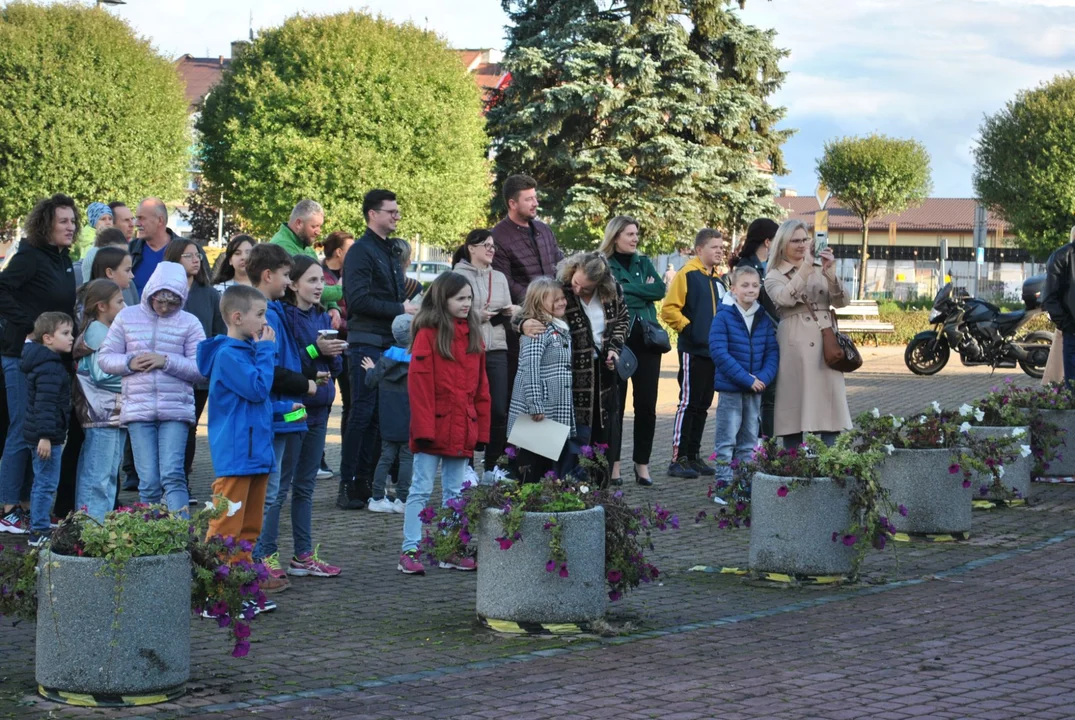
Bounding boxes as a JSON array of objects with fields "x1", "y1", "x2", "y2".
[
  {"x1": 764, "y1": 260, "x2": 853, "y2": 437},
  {"x1": 1042, "y1": 329, "x2": 1064, "y2": 385}
]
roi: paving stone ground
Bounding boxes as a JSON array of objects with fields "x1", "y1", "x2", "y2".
[{"x1": 2, "y1": 348, "x2": 1071, "y2": 720}]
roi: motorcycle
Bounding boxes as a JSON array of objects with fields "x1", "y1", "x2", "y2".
[{"x1": 904, "y1": 275, "x2": 1053, "y2": 378}]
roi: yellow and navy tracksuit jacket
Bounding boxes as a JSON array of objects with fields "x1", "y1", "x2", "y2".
[{"x1": 659, "y1": 257, "x2": 728, "y2": 358}]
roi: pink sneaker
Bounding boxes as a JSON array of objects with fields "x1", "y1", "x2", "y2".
[
  {"x1": 439, "y1": 554, "x2": 477, "y2": 571},
  {"x1": 0, "y1": 508, "x2": 28, "y2": 535},
  {"x1": 288, "y1": 545, "x2": 341, "y2": 577},
  {"x1": 397, "y1": 550, "x2": 426, "y2": 575}
]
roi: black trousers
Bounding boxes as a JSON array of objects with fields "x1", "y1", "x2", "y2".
[
  {"x1": 54, "y1": 416, "x2": 82, "y2": 518},
  {"x1": 615, "y1": 322, "x2": 662, "y2": 466},
  {"x1": 485, "y1": 350, "x2": 509, "y2": 469},
  {"x1": 671, "y1": 351, "x2": 715, "y2": 462},
  {"x1": 337, "y1": 352, "x2": 351, "y2": 443},
  {"x1": 185, "y1": 388, "x2": 209, "y2": 481},
  {"x1": 761, "y1": 378, "x2": 777, "y2": 440}
]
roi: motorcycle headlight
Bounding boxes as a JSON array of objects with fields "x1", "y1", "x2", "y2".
[{"x1": 928, "y1": 308, "x2": 941, "y2": 322}]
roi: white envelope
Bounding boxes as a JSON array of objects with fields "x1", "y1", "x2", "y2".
[{"x1": 507, "y1": 415, "x2": 571, "y2": 461}]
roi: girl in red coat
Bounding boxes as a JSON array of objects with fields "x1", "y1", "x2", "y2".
[{"x1": 399, "y1": 272, "x2": 491, "y2": 575}]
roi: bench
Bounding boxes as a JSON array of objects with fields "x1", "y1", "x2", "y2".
[{"x1": 834, "y1": 301, "x2": 895, "y2": 345}]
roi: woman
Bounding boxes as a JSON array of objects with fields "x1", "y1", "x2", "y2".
[
  {"x1": 322, "y1": 230, "x2": 354, "y2": 475},
  {"x1": 0, "y1": 194, "x2": 79, "y2": 533},
  {"x1": 764, "y1": 219, "x2": 851, "y2": 447},
  {"x1": 165, "y1": 238, "x2": 224, "y2": 502},
  {"x1": 452, "y1": 229, "x2": 515, "y2": 474},
  {"x1": 519, "y1": 252, "x2": 629, "y2": 484},
  {"x1": 600, "y1": 216, "x2": 664, "y2": 486},
  {"x1": 211, "y1": 234, "x2": 255, "y2": 293},
  {"x1": 730, "y1": 218, "x2": 780, "y2": 439}
]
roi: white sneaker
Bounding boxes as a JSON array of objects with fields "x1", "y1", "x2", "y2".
[
  {"x1": 367, "y1": 497, "x2": 395, "y2": 513},
  {"x1": 713, "y1": 495, "x2": 728, "y2": 505},
  {"x1": 463, "y1": 465, "x2": 480, "y2": 488},
  {"x1": 315, "y1": 468, "x2": 333, "y2": 480},
  {"x1": 391, "y1": 499, "x2": 405, "y2": 514}
]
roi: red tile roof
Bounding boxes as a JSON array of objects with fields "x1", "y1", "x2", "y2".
[
  {"x1": 775, "y1": 197, "x2": 1008, "y2": 234},
  {"x1": 175, "y1": 54, "x2": 230, "y2": 110}
]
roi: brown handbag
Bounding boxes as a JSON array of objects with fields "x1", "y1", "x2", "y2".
[{"x1": 805, "y1": 303, "x2": 863, "y2": 373}]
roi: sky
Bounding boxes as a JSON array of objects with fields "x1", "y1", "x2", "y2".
[{"x1": 102, "y1": 0, "x2": 1075, "y2": 199}]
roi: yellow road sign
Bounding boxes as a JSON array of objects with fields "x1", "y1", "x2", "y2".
[
  {"x1": 816, "y1": 182, "x2": 831, "y2": 209},
  {"x1": 814, "y1": 210, "x2": 828, "y2": 234}
]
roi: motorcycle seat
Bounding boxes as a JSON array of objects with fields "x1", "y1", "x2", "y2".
[{"x1": 996, "y1": 311, "x2": 1026, "y2": 329}]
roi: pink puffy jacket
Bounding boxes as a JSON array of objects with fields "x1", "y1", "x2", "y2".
[{"x1": 98, "y1": 262, "x2": 206, "y2": 425}]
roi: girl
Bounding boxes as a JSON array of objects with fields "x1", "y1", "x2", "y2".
[
  {"x1": 507, "y1": 277, "x2": 574, "y2": 483},
  {"x1": 165, "y1": 238, "x2": 225, "y2": 501},
  {"x1": 398, "y1": 272, "x2": 490, "y2": 576},
  {"x1": 212, "y1": 235, "x2": 255, "y2": 293},
  {"x1": 73, "y1": 280, "x2": 126, "y2": 521},
  {"x1": 259, "y1": 256, "x2": 342, "y2": 578},
  {"x1": 98, "y1": 262, "x2": 206, "y2": 513}
]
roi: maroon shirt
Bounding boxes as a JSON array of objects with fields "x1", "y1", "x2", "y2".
[{"x1": 490, "y1": 216, "x2": 564, "y2": 303}]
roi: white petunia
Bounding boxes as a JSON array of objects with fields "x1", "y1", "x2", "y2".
[
  {"x1": 918, "y1": 416, "x2": 927, "y2": 424},
  {"x1": 974, "y1": 409, "x2": 985, "y2": 422},
  {"x1": 932, "y1": 400, "x2": 942, "y2": 413},
  {"x1": 892, "y1": 416, "x2": 903, "y2": 429},
  {"x1": 578, "y1": 485, "x2": 590, "y2": 495},
  {"x1": 871, "y1": 408, "x2": 881, "y2": 418},
  {"x1": 226, "y1": 500, "x2": 242, "y2": 517},
  {"x1": 1012, "y1": 428, "x2": 1026, "y2": 438},
  {"x1": 1020, "y1": 445, "x2": 1033, "y2": 458},
  {"x1": 959, "y1": 422, "x2": 971, "y2": 433},
  {"x1": 204, "y1": 501, "x2": 215, "y2": 512},
  {"x1": 997, "y1": 465, "x2": 1005, "y2": 479},
  {"x1": 884, "y1": 444, "x2": 895, "y2": 456},
  {"x1": 959, "y1": 403, "x2": 974, "y2": 417}
]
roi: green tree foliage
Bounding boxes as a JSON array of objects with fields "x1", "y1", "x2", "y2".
[
  {"x1": 197, "y1": 12, "x2": 490, "y2": 246},
  {"x1": 816, "y1": 135, "x2": 932, "y2": 299},
  {"x1": 974, "y1": 73, "x2": 1075, "y2": 259},
  {"x1": 487, "y1": 0, "x2": 792, "y2": 253},
  {"x1": 0, "y1": 3, "x2": 189, "y2": 236},
  {"x1": 180, "y1": 179, "x2": 248, "y2": 244}
]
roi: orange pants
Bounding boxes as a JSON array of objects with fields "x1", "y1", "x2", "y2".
[{"x1": 205, "y1": 474, "x2": 268, "y2": 563}]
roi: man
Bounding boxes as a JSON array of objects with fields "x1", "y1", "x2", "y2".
[
  {"x1": 660, "y1": 228, "x2": 728, "y2": 479},
  {"x1": 491, "y1": 174, "x2": 564, "y2": 304},
  {"x1": 110, "y1": 201, "x2": 135, "y2": 241},
  {"x1": 337, "y1": 190, "x2": 418, "y2": 509},
  {"x1": 131, "y1": 198, "x2": 179, "y2": 293},
  {"x1": 270, "y1": 199, "x2": 342, "y2": 313},
  {"x1": 1042, "y1": 225, "x2": 1075, "y2": 382}
]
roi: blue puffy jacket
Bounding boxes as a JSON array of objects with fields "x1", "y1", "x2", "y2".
[
  {"x1": 709, "y1": 295, "x2": 778, "y2": 393},
  {"x1": 196, "y1": 335, "x2": 276, "y2": 477},
  {"x1": 283, "y1": 302, "x2": 342, "y2": 428},
  {"x1": 266, "y1": 300, "x2": 307, "y2": 434}
]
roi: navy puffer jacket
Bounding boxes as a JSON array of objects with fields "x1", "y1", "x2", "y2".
[
  {"x1": 21, "y1": 341, "x2": 72, "y2": 444},
  {"x1": 709, "y1": 295, "x2": 778, "y2": 393}
]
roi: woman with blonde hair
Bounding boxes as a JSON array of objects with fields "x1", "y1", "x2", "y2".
[{"x1": 764, "y1": 219, "x2": 852, "y2": 446}]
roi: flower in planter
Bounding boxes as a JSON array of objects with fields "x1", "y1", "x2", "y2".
[{"x1": 776, "y1": 485, "x2": 789, "y2": 498}]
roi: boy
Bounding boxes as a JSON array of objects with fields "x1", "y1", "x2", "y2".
[
  {"x1": 708, "y1": 266, "x2": 778, "y2": 484},
  {"x1": 661, "y1": 228, "x2": 728, "y2": 479},
  {"x1": 360, "y1": 314, "x2": 414, "y2": 514},
  {"x1": 23, "y1": 312, "x2": 75, "y2": 546}
]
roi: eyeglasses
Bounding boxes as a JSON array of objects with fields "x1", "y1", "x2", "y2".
[
  {"x1": 153, "y1": 295, "x2": 182, "y2": 307},
  {"x1": 180, "y1": 253, "x2": 198, "y2": 261},
  {"x1": 375, "y1": 209, "x2": 402, "y2": 218},
  {"x1": 476, "y1": 242, "x2": 497, "y2": 251},
  {"x1": 788, "y1": 238, "x2": 810, "y2": 245}
]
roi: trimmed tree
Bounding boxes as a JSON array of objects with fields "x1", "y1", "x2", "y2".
[
  {"x1": 974, "y1": 73, "x2": 1075, "y2": 259},
  {"x1": 0, "y1": 3, "x2": 189, "y2": 254},
  {"x1": 197, "y1": 12, "x2": 490, "y2": 246},
  {"x1": 487, "y1": 0, "x2": 792, "y2": 253},
  {"x1": 816, "y1": 135, "x2": 932, "y2": 299}
]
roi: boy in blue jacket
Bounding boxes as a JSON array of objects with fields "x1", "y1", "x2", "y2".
[{"x1": 709, "y1": 265, "x2": 778, "y2": 484}]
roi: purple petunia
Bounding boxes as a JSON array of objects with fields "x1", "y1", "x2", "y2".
[
  {"x1": 777, "y1": 485, "x2": 788, "y2": 498},
  {"x1": 496, "y1": 537, "x2": 513, "y2": 550},
  {"x1": 898, "y1": 504, "x2": 908, "y2": 516},
  {"x1": 842, "y1": 534, "x2": 856, "y2": 547},
  {"x1": 948, "y1": 463, "x2": 961, "y2": 474},
  {"x1": 546, "y1": 560, "x2": 556, "y2": 572},
  {"x1": 559, "y1": 564, "x2": 569, "y2": 578}
]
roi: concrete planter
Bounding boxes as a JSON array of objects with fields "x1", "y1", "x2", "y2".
[
  {"x1": 965, "y1": 426, "x2": 1033, "y2": 502},
  {"x1": 878, "y1": 448, "x2": 971, "y2": 534},
  {"x1": 749, "y1": 473, "x2": 856, "y2": 577},
  {"x1": 36, "y1": 551, "x2": 190, "y2": 702},
  {"x1": 476, "y1": 506, "x2": 606, "y2": 623},
  {"x1": 1039, "y1": 410, "x2": 1075, "y2": 478}
]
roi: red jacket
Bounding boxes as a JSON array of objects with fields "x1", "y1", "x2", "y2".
[{"x1": 409, "y1": 320, "x2": 491, "y2": 457}]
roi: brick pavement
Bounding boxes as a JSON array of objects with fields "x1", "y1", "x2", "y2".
[{"x1": 1, "y1": 348, "x2": 1069, "y2": 720}]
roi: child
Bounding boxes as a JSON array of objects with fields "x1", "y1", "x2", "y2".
[
  {"x1": 88, "y1": 234, "x2": 139, "y2": 308},
  {"x1": 708, "y1": 265, "x2": 778, "y2": 484},
  {"x1": 98, "y1": 262, "x2": 206, "y2": 513},
  {"x1": 272, "y1": 255, "x2": 342, "y2": 577},
  {"x1": 73, "y1": 280, "x2": 126, "y2": 521},
  {"x1": 23, "y1": 312, "x2": 75, "y2": 545},
  {"x1": 507, "y1": 277, "x2": 574, "y2": 483},
  {"x1": 361, "y1": 313, "x2": 414, "y2": 514},
  {"x1": 399, "y1": 272, "x2": 490, "y2": 575},
  {"x1": 196, "y1": 286, "x2": 276, "y2": 558}
]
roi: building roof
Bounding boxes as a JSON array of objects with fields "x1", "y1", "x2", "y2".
[
  {"x1": 175, "y1": 54, "x2": 230, "y2": 110},
  {"x1": 775, "y1": 196, "x2": 1009, "y2": 234}
]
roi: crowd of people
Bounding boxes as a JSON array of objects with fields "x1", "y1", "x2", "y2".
[{"x1": 0, "y1": 174, "x2": 854, "y2": 608}]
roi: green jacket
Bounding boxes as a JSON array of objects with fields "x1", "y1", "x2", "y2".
[
  {"x1": 270, "y1": 223, "x2": 342, "y2": 307},
  {"x1": 608, "y1": 252, "x2": 665, "y2": 327}
]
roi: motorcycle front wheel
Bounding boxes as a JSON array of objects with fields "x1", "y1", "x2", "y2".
[
  {"x1": 905, "y1": 334, "x2": 950, "y2": 375},
  {"x1": 1018, "y1": 330, "x2": 1053, "y2": 379}
]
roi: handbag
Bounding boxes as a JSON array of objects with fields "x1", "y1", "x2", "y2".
[
  {"x1": 640, "y1": 319, "x2": 671, "y2": 354},
  {"x1": 73, "y1": 373, "x2": 122, "y2": 427},
  {"x1": 805, "y1": 303, "x2": 863, "y2": 373},
  {"x1": 614, "y1": 345, "x2": 638, "y2": 381}
]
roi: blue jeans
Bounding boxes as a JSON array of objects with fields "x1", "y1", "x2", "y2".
[
  {"x1": 255, "y1": 432, "x2": 304, "y2": 559},
  {"x1": 373, "y1": 440, "x2": 412, "y2": 503},
  {"x1": 339, "y1": 345, "x2": 382, "y2": 491},
  {"x1": 402, "y1": 453, "x2": 467, "y2": 553},
  {"x1": 0, "y1": 356, "x2": 32, "y2": 506},
  {"x1": 30, "y1": 444, "x2": 64, "y2": 532},
  {"x1": 127, "y1": 421, "x2": 189, "y2": 514},
  {"x1": 76, "y1": 427, "x2": 125, "y2": 522},
  {"x1": 713, "y1": 391, "x2": 761, "y2": 481}
]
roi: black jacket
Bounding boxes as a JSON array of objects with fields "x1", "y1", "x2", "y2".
[
  {"x1": 1043, "y1": 243, "x2": 1075, "y2": 334},
  {"x1": 0, "y1": 242, "x2": 76, "y2": 357},
  {"x1": 364, "y1": 345, "x2": 411, "y2": 442},
  {"x1": 21, "y1": 342, "x2": 71, "y2": 445},
  {"x1": 344, "y1": 227, "x2": 406, "y2": 349}
]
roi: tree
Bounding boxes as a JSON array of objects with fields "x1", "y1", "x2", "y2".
[
  {"x1": 486, "y1": 0, "x2": 792, "y2": 253},
  {"x1": 180, "y1": 179, "x2": 249, "y2": 244},
  {"x1": 0, "y1": 3, "x2": 189, "y2": 238},
  {"x1": 974, "y1": 73, "x2": 1075, "y2": 259},
  {"x1": 197, "y1": 12, "x2": 490, "y2": 246},
  {"x1": 815, "y1": 135, "x2": 932, "y2": 299}
]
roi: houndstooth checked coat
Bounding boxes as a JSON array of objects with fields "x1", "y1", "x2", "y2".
[{"x1": 507, "y1": 322, "x2": 575, "y2": 439}]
